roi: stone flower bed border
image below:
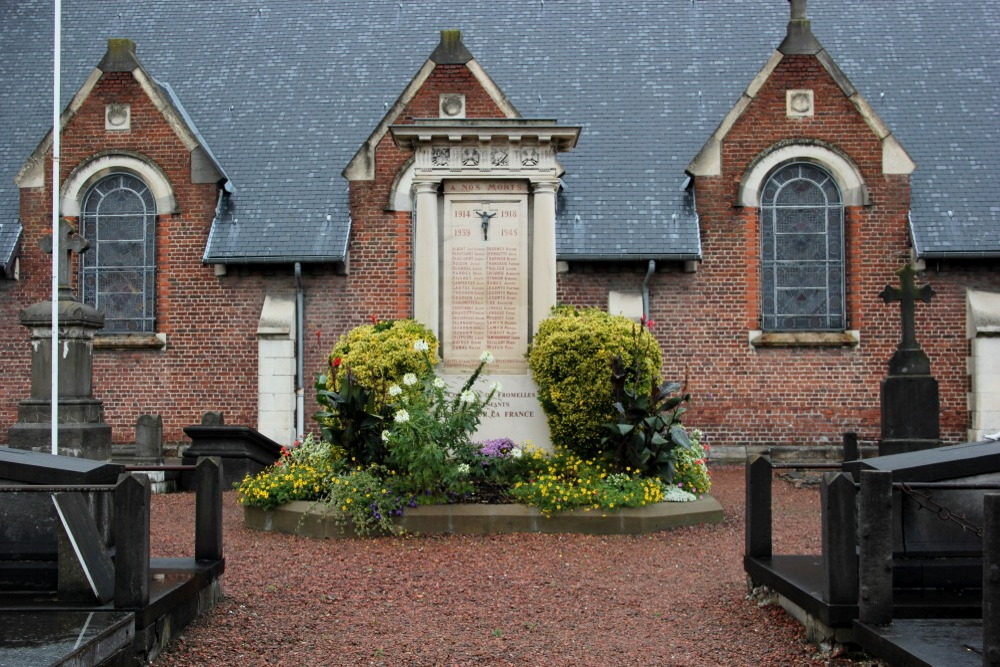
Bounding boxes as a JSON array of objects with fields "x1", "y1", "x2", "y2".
[{"x1": 244, "y1": 495, "x2": 724, "y2": 538}]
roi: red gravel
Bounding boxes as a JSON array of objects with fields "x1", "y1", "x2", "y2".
[{"x1": 149, "y1": 466, "x2": 836, "y2": 666}]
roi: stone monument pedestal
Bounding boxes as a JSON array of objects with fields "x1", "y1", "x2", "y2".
[
  {"x1": 8, "y1": 298, "x2": 112, "y2": 460},
  {"x1": 8, "y1": 219, "x2": 112, "y2": 460},
  {"x1": 880, "y1": 374, "x2": 940, "y2": 455}
]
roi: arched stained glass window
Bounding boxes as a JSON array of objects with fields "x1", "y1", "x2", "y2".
[
  {"x1": 79, "y1": 173, "x2": 156, "y2": 333},
  {"x1": 760, "y1": 162, "x2": 845, "y2": 331}
]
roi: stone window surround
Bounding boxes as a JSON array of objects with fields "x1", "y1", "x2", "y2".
[
  {"x1": 741, "y1": 144, "x2": 866, "y2": 348},
  {"x1": 61, "y1": 153, "x2": 175, "y2": 350}
]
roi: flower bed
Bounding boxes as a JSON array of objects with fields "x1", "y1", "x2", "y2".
[
  {"x1": 238, "y1": 317, "x2": 718, "y2": 538},
  {"x1": 243, "y1": 495, "x2": 724, "y2": 539}
]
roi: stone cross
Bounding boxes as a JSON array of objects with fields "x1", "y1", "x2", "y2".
[
  {"x1": 475, "y1": 207, "x2": 497, "y2": 241},
  {"x1": 40, "y1": 218, "x2": 90, "y2": 295},
  {"x1": 879, "y1": 263, "x2": 934, "y2": 352}
]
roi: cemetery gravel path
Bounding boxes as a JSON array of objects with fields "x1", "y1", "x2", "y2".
[{"x1": 149, "y1": 466, "x2": 854, "y2": 667}]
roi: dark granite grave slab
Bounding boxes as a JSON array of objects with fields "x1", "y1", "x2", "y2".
[
  {"x1": 181, "y1": 424, "x2": 282, "y2": 489},
  {"x1": 0, "y1": 448, "x2": 123, "y2": 593},
  {"x1": 845, "y1": 440, "x2": 1000, "y2": 482},
  {"x1": 0, "y1": 609, "x2": 134, "y2": 667},
  {"x1": 854, "y1": 618, "x2": 983, "y2": 667},
  {"x1": 0, "y1": 447, "x2": 123, "y2": 485}
]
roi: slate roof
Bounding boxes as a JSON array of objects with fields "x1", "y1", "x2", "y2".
[{"x1": 0, "y1": 0, "x2": 998, "y2": 266}]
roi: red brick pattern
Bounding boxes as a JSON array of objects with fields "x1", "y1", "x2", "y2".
[{"x1": 1, "y1": 54, "x2": 995, "y2": 452}]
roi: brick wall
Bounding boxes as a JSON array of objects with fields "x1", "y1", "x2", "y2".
[
  {"x1": 2, "y1": 52, "x2": 994, "y2": 453},
  {"x1": 558, "y1": 55, "x2": 983, "y2": 449}
]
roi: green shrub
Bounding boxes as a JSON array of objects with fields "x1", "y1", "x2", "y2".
[
  {"x1": 672, "y1": 428, "x2": 712, "y2": 496},
  {"x1": 327, "y1": 318, "x2": 438, "y2": 409},
  {"x1": 527, "y1": 306, "x2": 662, "y2": 456}
]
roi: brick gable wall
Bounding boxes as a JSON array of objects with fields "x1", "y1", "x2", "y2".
[
  {"x1": 558, "y1": 54, "x2": 982, "y2": 449},
  {"x1": 1, "y1": 70, "x2": 266, "y2": 445}
]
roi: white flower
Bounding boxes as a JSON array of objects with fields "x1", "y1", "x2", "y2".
[
  {"x1": 489, "y1": 381, "x2": 503, "y2": 394},
  {"x1": 381, "y1": 430, "x2": 390, "y2": 442},
  {"x1": 433, "y1": 377, "x2": 446, "y2": 389},
  {"x1": 459, "y1": 389, "x2": 476, "y2": 404},
  {"x1": 413, "y1": 339, "x2": 429, "y2": 352},
  {"x1": 457, "y1": 463, "x2": 470, "y2": 475},
  {"x1": 509, "y1": 447, "x2": 523, "y2": 459},
  {"x1": 479, "y1": 351, "x2": 494, "y2": 364},
  {"x1": 663, "y1": 486, "x2": 697, "y2": 503},
  {"x1": 388, "y1": 384, "x2": 402, "y2": 397},
  {"x1": 403, "y1": 373, "x2": 418, "y2": 386},
  {"x1": 394, "y1": 409, "x2": 410, "y2": 423}
]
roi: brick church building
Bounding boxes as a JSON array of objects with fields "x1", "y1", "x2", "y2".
[{"x1": 0, "y1": 0, "x2": 998, "y2": 455}]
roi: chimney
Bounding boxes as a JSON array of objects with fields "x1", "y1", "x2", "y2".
[
  {"x1": 429, "y1": 30, "x2": 473, "y2": 65},
  {"x1": 97, "y1": 38, "x2": 142, "y2": 73},
  {"x1": 778, "y1": 0, "x2": 822, "y2": 55}
]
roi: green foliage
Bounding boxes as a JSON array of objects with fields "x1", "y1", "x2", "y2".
[
  {"x1": 510, "y1": 448, "x2": 666, "y2": 515},
  {"x1": 327, "y1": 318, "x2": 439, "y2": 409},
  {"x1": 602, "y1": 339, "x2": 691, "y2": 484},
  {"x1": 235, "y1": 435, "x2": 343, "y2": 511},
  {"x1": 314, "y1": 367, "x2": 386, "y2": 466},
  {"x1": 527, "y1": 306, "x2": 662, "y2": 456},
  {"x1": 672, "y1": 428, "x2": 712, "y2": 496},
  {"x1": 383, "y1": 348, "x2": 499, "y2": 500},
  {"x1": 325, "y1": 465, "x2": 406, "y2": 536}
]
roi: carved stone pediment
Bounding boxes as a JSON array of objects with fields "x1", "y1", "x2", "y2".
[{"x1": 390, "y1": 119, "x2": 580, "y2": 180}]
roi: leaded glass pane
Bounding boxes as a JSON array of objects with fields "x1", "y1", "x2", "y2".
[
  {"x1": 760, "y1": 162, "x2": 845, "y2": 332},
  {"x1": 79, "y1": 173, "x2": 156, "y2": 333}
]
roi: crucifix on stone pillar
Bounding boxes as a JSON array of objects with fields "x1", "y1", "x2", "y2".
[
  {"x1": 40, "y1": 218, "x2": 90, "y2": 300},
  {"x1": 879, "y1": 263, "x2": 935, "y2": 375}
]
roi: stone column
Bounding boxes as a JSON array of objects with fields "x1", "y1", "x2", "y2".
[
  {"x1": 531, "y1": 179, "x2": 560, "y2": 336},
  {"x1": 413, "y1": 180, "x2": 440, "y2": 338}
]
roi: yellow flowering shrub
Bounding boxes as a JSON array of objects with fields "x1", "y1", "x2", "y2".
[
  {"x1": 527, "y1": 306, "x2": 662, "y2": 456},
  {"x1": 327, "y1": 318, "x2": 439, "y2": 409}
]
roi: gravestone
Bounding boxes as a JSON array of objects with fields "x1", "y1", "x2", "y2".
[
  {"x1": 7, "y1": 218, "x2": 111, "y2": 459},
  {"x1": 181, "y1": 412, "x2": 283, "y2": 489},
  {"x1": 878, "y1": 264, "x2": 940, "y2": 455}
]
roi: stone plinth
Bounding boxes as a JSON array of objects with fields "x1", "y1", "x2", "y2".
[{"x1": 8, "y1": 297, "x2": 112, "y2": 460}]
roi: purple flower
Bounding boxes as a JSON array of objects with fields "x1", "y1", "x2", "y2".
[{"x1": 478, "y1": 437, "x2": 518, "y2": 458}]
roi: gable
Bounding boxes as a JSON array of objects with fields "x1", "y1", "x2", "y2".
[{"x1": 0, "y1": 1, "x2": 998, "y2": 265}]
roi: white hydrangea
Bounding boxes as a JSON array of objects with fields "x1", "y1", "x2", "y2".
[
  {"x1": 509, "y1": 447, "x2": 523, "y2": 459},
  {"x1": 394, "y1": 409, "x2": 410, "y2": 423},
  {"x1": 413, "y1": 339, "x2": 430, "y2": 352},
  {"x1": 457, "y1": 463, "x2": 470, "y2": 475},
  {"x1": 433, "y1": 377, "x2": 446, "y2": 389},
  {"x1": 459, "y1": 389, "x2": 476, "y2": 404},
  {"x1": 402, "y1": 373, "x2": 418, "y2": 386},
  {"x1": 388, "y1": 384, "x2": 402, "y2": 397},
  {"x1": 479, "y1": 351, "x2": 494, "y2": 364}
]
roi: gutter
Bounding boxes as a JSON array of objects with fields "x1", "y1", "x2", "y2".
[
  {"x1": 294, "y1": 262, "x2": 305, "y2": 438},
  {"x1": 642, "y1": 260, "x2": 656, "y2": 323}
]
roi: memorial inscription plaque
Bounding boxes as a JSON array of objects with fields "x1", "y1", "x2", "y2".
[
  {"x1": 443, "y1": 180, "x2": 529, "y2": 374},
  {"x1": 441, "y1": 180, "x2": 552, "y2": 449}
]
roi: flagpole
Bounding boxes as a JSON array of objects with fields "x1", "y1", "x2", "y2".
[{"x1": 51, "y1": 0, "x2": 61, "y2": 455}]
